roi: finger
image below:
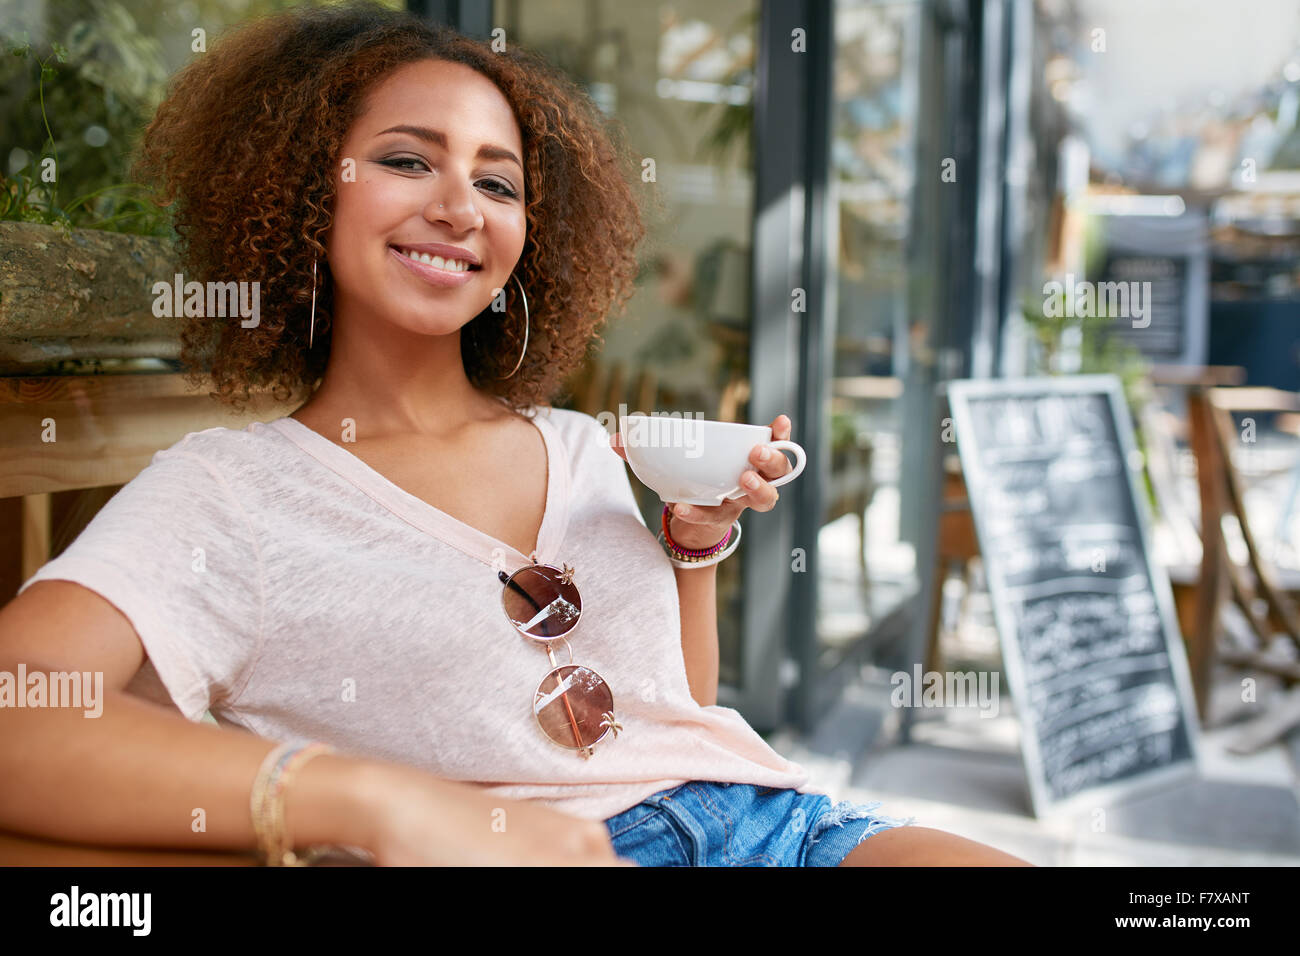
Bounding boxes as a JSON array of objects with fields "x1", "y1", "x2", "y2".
[
  {"x1": 737, "y1": 468, "x2": 779, "y2": 512},
  {"x1": 670, "y1": 499, "x2": 745, "y2": 525},
  {"x1": 670, "y1": 501, "x2": 735, "y2": 524},
  {"x1": 773, "y1": 414, "x2": 791, "y2": 441},
  {"x1": 750, "y1": 442, "x2": 791, "y2": 481},
  {"x1": 609, "y1": 431, "x2": 628, "y2": 461}
]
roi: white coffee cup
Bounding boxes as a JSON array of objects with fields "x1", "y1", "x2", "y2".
[{"x1": 619, "y1": 414, "x2": 807, "y2": 507}]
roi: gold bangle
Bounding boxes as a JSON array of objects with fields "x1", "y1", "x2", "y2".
[
  {"x1": 250, "y1": 741, "x2": 334, "y2": 866},
  {"x1": 275, "y1": 743, "x2": 334, "y2": 866},
  {"x1": 250, "y1": 742, "x2": 292, "y2": 864}
]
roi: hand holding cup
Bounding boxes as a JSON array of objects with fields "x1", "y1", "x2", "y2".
[{"x1": 609, "y1": 414, "x2": 800, "y2": 551}]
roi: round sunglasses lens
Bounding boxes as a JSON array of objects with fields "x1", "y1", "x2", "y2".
[
  {"x1": 533, "y1": 664, "x2": 615, "y2": 750},
  {"x1": 502, "y1": 565, "x2": 581, "y2": 639}
]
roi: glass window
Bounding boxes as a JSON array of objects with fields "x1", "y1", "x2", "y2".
[
  {"x1": 818, "y1": 0, "x2": 923, "y2": 667},
  {"x1": 496, "y1": 0, "x2": 759, "y2": 686}
]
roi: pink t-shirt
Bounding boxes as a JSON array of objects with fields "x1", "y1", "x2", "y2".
[{"x1": 19, "y1": 403, "x2": 819, "y2": 820}]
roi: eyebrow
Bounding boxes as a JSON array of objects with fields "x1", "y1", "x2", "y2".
[{"x1": 376, "y1": 125, "x2": 522, "y2": 171}]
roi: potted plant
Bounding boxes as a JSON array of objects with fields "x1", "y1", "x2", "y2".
[{"x1": 0, "y1": 10, "x2": 178, "y2": 376}]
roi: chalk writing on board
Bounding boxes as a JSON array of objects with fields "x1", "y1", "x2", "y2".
[{"x1": 949, "y1": 381, "x2": 1196, "y2": 811}]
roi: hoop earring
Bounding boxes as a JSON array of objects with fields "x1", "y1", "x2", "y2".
[
  {"x1": 497, "y1": 272, "x2": 529, "y2": 380},
  {"x1": 309, "y1": 258, "x2": 319, "y2": 349}
]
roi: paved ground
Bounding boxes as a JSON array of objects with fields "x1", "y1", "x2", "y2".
[{"x1": 768, "y1": 662, "x2": 1300, "y2": 866}]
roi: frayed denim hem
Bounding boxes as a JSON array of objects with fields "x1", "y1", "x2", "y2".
[{"x1": 805, "y1": 799, "x2": 918, "y2": 864}]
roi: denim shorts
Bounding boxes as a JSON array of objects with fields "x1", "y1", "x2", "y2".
[{"x1": 604, "y1": 781, "x2": 916, "y2": 867}]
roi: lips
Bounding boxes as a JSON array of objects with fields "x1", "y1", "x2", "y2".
[
  {"x1": 390, "y1": 243, "x2": 482, "y2": 272},
  {"x1": 389, "y1": 245, "x2": 479, "y2": 288}
]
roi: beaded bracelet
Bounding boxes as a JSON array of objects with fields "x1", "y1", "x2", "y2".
[
  {"x1": 657, "y1": 526, "x2": 741, "y2": 569},
  {"x1": 661, "y1": 504, "x2": 733, "y2": 558},
  {"x1": 659, "y1": 505, "x2": 743, "y2": 569}
]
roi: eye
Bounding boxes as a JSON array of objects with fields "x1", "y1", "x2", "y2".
[
  {"x1": 480, "y1": 179, "x2": 520, "y2": 200},
  {"x1": 378, "y1": 156, "x2": 429, "y2": 172}
]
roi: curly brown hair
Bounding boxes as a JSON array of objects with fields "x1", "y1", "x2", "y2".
[{"x1": 135, "y1": 0, "x2": 646, "y2": 416}]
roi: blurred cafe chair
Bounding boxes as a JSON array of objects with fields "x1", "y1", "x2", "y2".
[{"x1": 1183, "y1": 382, "x2": 1300, "y2": 737}]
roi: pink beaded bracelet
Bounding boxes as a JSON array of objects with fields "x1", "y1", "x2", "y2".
[{"x1": 661, "y1": 504, "x2": 733, "y2": 559}]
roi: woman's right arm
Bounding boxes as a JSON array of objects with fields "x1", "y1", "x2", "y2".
[{"x1": 0, "y1": 580, "x2": 629, "y2": 866}]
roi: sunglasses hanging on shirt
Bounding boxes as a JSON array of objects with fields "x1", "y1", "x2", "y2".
[{"x1": 498, "y1": 556, "x2": 622, "y2": 758}]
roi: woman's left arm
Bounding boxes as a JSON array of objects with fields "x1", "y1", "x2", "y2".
[
  {"x1": 610, "y1": 415, "x2": 794, "y2": 709},
  {"x1": 672, "y1": 563, "x2": 719, "y2": 706}
]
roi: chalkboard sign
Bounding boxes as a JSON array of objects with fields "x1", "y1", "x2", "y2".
[
  {"x1": 1092, "y1": 210, "x2": 1209, "y2": 366},
  {"x1": 947, "y1": 375, "x2": 1201, "y2": 817},
  {"x1": 1096, "y1": 251, "x2": 1187, "y2": 359}
]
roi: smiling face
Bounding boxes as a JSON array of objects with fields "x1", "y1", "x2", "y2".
[{"x1": 326, "y1": 58, "x2": 527, "y2": 340}]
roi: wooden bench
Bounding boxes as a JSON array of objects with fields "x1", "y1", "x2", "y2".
[{"x1": 0, "y1": 372, "x2": 296, "y2": 602}]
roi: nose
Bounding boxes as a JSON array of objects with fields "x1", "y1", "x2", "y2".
[{"x1": 423, "y1": 174, "x2": 484, "y2": 232}]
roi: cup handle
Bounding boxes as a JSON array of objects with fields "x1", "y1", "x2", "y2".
[
  {"x1": 766, "y1": 441, "x2": 806, "y2": 489},
  {"x1": 724, "y1": 440, "x2": 807, "y2": 500}
]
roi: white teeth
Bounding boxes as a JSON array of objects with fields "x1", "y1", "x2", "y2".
[{"x1": 401, "y1": 248, "x2": 470, "y2": 272}]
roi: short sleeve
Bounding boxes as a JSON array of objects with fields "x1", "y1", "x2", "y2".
[
  {"x1": 17, "y1": 442, "x2": 264, "y2": 721},
  {"x1": 569, "y1": 409, "x2": 650, "y2": 530}
]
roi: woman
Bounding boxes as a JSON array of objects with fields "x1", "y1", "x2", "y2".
[{"x1": 0, "y1": 2, "x2": 1028, "y2": 866}]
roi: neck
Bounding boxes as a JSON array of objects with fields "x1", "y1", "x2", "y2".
[{"x1": 295, "y1": 301, "x2": 509, "y2": 441}]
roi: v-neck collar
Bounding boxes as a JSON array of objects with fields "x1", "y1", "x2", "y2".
[{"x1": 263, "y1": 405, "x2": 570, "y2": 571}]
